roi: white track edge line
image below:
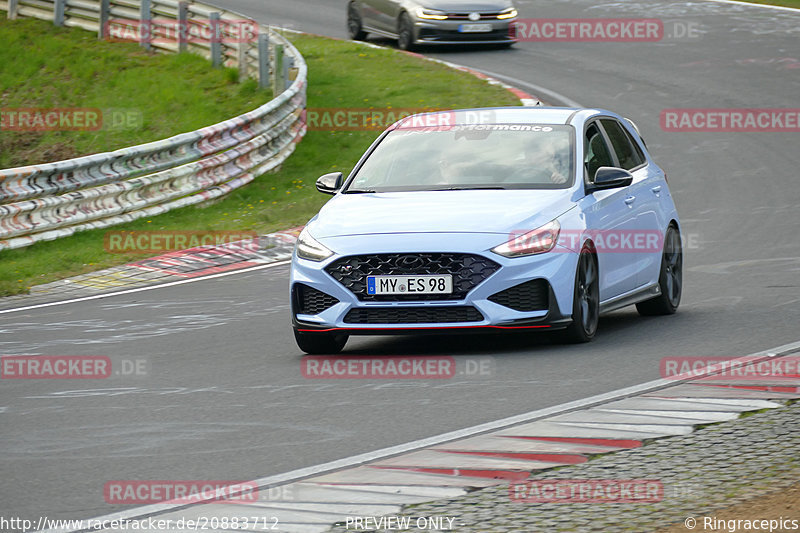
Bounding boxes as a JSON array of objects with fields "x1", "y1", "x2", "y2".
[
  {"x1": 0, "y1": 260, "x2": 292, "y2": 315},
  {"x1": 48, "y1": 339, "x2": 800, "y2": 532},
  {"x1": 472, "y1": 68, "x2": 584, "y2": 108}
]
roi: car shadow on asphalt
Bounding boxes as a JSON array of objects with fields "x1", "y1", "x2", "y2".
[{"x1": 340, "y1": 309, "x2": 666, "y2": 356}]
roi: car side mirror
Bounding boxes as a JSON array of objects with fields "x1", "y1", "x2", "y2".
[
  {"x1": 588, "y1": 167, "x2": 633, "y2": 192},
  {"x1": 316, "y1": 172, "x2": 343, "y2": 195}
]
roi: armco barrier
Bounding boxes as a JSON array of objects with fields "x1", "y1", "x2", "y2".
[{"x1": 0, "y1": 0, "x2": 306, "y2": 250}]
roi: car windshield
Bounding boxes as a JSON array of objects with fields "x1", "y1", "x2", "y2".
[{"x1": 345, "y1": 123, "x2": 574, "y2": 192}]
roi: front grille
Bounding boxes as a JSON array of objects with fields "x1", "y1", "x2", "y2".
[
  {"x1": 489, "y1": 279, "x2": 549, "y2": 312},
  {"x1": 344, "y1": 306, "x2": 484, "y2": 324},
  {"x1": 294, "y1": 284, "x2": 339, "y2": 315},
  {"x1": 326, "y1": 253, "x2": 500, "y2": 301},
  {"x1": 446, "y1": 12, "x2": 504, "y2": 20}
]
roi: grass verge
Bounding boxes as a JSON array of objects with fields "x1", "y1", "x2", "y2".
[
  {"x1": 736, "y1": 0, "x2": 800, "y2": 8},
  {"x1": 0, "y1": 29, "x2": 520, "y2": 296},
  {"x1": 0, "y1": 17, "x2": 268, "y2": 168}
]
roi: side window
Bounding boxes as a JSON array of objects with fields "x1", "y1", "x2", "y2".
[
  {"x1": 584, "y1": 123, "x2": 614, "y2": 182},
  {"x1": 600, "y1": 119, "x2": 645, "y2": 170}
]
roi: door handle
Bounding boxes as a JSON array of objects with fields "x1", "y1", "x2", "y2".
[
  {"x1": 624, "y1": 196, "x2": 636, "y2": 205},
  {"x1": 651, "y1": 186, "x2": 662, "y2": 194}
]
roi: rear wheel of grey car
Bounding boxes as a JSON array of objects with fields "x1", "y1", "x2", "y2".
[
  {"x1": 636, "y1": 225, "x2": 682, "y2": 316},
  {"x1": 294, "y1": 329, "x2": 348, "y2": 354},
  {"x1": 347, "y1": 3, "x2": 367, "y2": 40},
  {"x1": 397, "y1": 13, "x2": 415, "y2": 51},
  {"x1": 560, "y1": 248, "x2": 599, "y2": 343}
]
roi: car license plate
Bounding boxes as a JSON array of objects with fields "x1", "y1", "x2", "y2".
[
  {"x1": 367, "y1": 275, "x2": 453, "y2": 295},
  {"x1": 459, "y1": 23, "x2": 492, "y2": 33}
]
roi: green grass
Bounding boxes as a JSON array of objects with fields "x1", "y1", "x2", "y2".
[
  {"x1": 0, "y1": 30, "x2": 520, "y2": 296},
  {"x1": 0, "y1": 17, "x2": 268, "y2": 168},
  {"x1": 738, "y1": 0, "x2": 800, "y2": 7}
]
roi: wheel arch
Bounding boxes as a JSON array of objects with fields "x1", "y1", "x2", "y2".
[
  {"x1": 668, "y1": 218, "x2": 681, "y2": 234},
  {"x1": 580, "y1": 238, "x2": 598, "y2": 255},
  {"x1": 397, "y1": 9, "x2": 413, "y2": 26}
]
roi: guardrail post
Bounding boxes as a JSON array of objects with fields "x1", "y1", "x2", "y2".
[
  {"x1": 177, "y1": 1, "x2": 188, "y2": 53},
  {"x1": 237, "y1": 42, "x2": 248, "y2": 82},
  {"x1": 257, "y1": 33, "x2": 270, "y2": 90},
  {"x1": 98, "y1": 0, "x2": 109, "y2": 39},
  {"x1": 209, "y1": 12, "x2": 222, "y2": 68},
  {"x1": 54, "y1": 0, "x2": 65, "y2": 26},
  {"x1": 8, "y1": 0, "x2": 18, "y2": 20},
  {"x1": 272, "y1": 43, "x2": 284, "y2": 95},
  {"x1": 283, "y1": 55, "x2": 294, "y2": 91},
  {"x1": 140, "y1": 0, "x2": 151, "y2": 50}
]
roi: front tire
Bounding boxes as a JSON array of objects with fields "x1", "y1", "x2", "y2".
[
  {"x1": 397, "y1": 13, "x2": 415, "y2": 51},
  {"x1": 294, "y1": 329, "x2": 348, "y2": 354},
  {"x1": 347, "y1": 3, "x2": 367, "y2": 40},
  {"x1": 636, "y1": 225, "x2": 682, "y2": 316},
  {"x1": 560, "y1": 248, "x2": 599, "y2": 343}
]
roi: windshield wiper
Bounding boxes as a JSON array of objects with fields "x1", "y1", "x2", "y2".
[
  {"x1": 431, "y1": 186, "x2": 506, "y2": 191},
  {"x1": 343, "y1": 188, "x2": 377, "y2": 194}
]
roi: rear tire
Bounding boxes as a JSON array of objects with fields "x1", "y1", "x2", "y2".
[
  {"x1": 347, "y1": 3, "x2": 367, "y2": 40},
  {"x1": 294, "y1": 329, "x2": 348, "y2": 354},
  {"x1": 397, "y1": 13, "x2": 415, "y2": 51},
  {"x1": 560, "y1": 248, "x2": 599, "y2": 343},
  {"x1": 636, "y1": 225, "x2": 682, "y2": 316}
]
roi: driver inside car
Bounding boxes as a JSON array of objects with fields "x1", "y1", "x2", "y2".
[{"x1": 508, "y1": 140, "x2": 569, "y2": 185}]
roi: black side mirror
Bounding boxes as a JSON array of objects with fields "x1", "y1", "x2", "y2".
[
  {"x1": 316, "y1": 172, "x2": 343, "y2": 195},
  {"x1": 588, "y1": 167, "x2": 633, "y2": 192}
]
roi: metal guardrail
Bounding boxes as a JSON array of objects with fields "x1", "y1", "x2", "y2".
[{"x1": 0, "y1": 0, "x2": 307, "y2": 250}]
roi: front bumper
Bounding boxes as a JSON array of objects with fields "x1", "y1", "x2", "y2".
[{"x1": 290, "y1": 233, "x2": 578, "y2": 335}]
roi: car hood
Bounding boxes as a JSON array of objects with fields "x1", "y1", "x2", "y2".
[
  {"x1": 420, "y1": 0, "x2": 514, "y2": 11},
  {"x1": 310, "y1": 190, "x2": 575, "y2": 238}
]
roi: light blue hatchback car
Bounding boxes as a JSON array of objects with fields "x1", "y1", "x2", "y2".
[{"x1": 290, "y1": 107, "x2": 682, "y2": 354}]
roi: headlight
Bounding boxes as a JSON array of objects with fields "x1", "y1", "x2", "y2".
[
  {"x1": 416, "y1": 7, "x2": 447, "y2": 20},
  {"x1": 492, "y1": 220, "x2": 561, "y2": 257},
  {"x1": 296, "y1": 227, "x2": 333, "y2": 262},
  {"x1": 497, "y1": 7, "x2": 518, "y2": 19}
]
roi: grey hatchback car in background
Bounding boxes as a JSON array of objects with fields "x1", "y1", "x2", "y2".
[{"x1": 347, "y1": 0, "x2": 518, "y2": 50}]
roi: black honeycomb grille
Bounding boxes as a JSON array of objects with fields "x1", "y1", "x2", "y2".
[
  {"x1": 488, "y1": 279, "x2": 549, "y2": 312},
  {"x1": 344, "y1": 306, "x2": 484, "y2": 324},
  {"x1": 294, "y1": 284, "x2": 339, "y2": 315},
  {"x1": 326, "y1": 253, "x2": 500, "y2": 301}
]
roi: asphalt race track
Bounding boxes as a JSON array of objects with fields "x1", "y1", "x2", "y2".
[{"x1": 2, "y1": 0, "x2": 799, "y2": 523}]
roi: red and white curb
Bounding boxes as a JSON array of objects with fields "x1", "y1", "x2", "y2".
[
  {"x1": 397, "y1": 49, "x2": 541, "y2": 106},
  {"x1": 0, "y1": 228, "x2": 302, "y2": 315},
  {"x1": 47, "y1": 341, "x2": 800, "y2": 533}
]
